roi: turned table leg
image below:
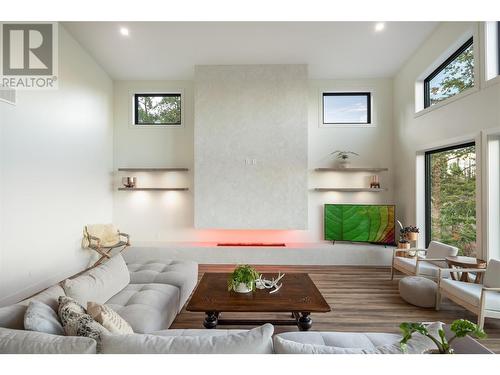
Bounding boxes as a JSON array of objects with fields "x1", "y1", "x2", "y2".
[
  {"x1": 203, "y1": 311, "x2": 219, "y2": 329},
  {"x1": 297, "y1": 312, "x2": 312, "y2": 331}
]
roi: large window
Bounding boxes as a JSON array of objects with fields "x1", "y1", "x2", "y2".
[
  {"x1": 424, "y1": 38, "x2": 474, "y2": 108},
  {"x1": 322, "y1": 92, "x2": 371, "y2": 124},
  {"x1": 134, "y1": 93, "x2": 181, "y2": 125},
  {"x1": 425, "y1": 143, "x2": 476, "y2": 255}
]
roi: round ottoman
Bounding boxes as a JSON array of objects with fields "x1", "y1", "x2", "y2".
[{"x1": 399, "y1": 276, "x2": 437, "y2": 308}]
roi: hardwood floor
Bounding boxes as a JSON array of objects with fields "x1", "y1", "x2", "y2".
[{"x1": 171, "y1": 265, "x2": 500, "y2": 353}]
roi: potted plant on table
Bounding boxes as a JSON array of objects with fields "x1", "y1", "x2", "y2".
[
  {"x1": 227, "y1": 265, "x2": 260, "y2": 293},
  {"x1": 404, "y1": 226, "x2": 419, "y2": 242},
  {"x1": 330, "y1": 150, "x2": 359, "y2": 168},
  {"x1": 399, "y1": 319, "x2": 486, "y2": 354}
]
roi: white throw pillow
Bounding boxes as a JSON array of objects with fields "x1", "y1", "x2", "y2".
[
  {"x1": 62, "y1": 255, "x2": 130, "y2": 306},
  {"x1": 0, "y1": 327, "x2": 96, "y2": 354},
  {"x1": 24, "y1": 300, "x2": 64, "y2": 336},
  {"x1": 274, "y1": 322, "x2": 444, "y2": 354},
  {"x1": 87, "y1": 301, "x2": 133, "y2": 334},
  {"x1": 101, "y1": 323, "x2": 274, "y2": 354}
]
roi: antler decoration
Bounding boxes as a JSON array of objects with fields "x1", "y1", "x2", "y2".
[{"x1": 256, "y1": 272, "x2": 285, "y2": 294}]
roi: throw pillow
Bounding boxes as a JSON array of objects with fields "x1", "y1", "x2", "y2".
[
  {"x1": 87, "y1": 301, "x2": 133, "y2": 334},
  {"x1": 24, "y1": 300, "x2": 64, "y2": 335},
  {"x1": 58, "y1": 296, "x2": 109, "y2": 353},
  {"x1": 57, "y1": 296, "x2": 86, "y2": 326}
]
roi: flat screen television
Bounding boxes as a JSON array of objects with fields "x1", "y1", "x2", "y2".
[{"x1": 324, "y1": 204, "x2": 395, "y2": 245}]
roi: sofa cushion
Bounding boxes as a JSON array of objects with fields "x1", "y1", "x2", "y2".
[
  {"x1": 62, "y1": 255, "x2": 130, "y2": 306},
  {"x1": 441, "y1": 279, "x2": 500, "y2": 311},
  {"x1": 275, "y1": 331, "x2": 399, "y2": 350},
  {"x1": 104, "y1": 283, "x2": 180, "y2": 333},
  {"x1": 426, "y1": 241, "x2": 459, "y2": 266},
  {"x1": 0, "y1": 327, "x2": 96, "y2": 354},
  {"x1": 87, "y1": 302, "x2": 133, "y2": 334},
  {"x1": 274, "y1": 322, "x2": 444, "y2": 354},
  {"x1": 24, "y1": 301, "x2": 64, "y2": 335},
  {"x1": 484, "y1": 259, "x2": 500, "y2": 288},
  {"x1": 394, "y1": 257, "x2": 451, "y2": 278},
  {"x1": 0, "y1": 284, "x2": 65, "y2": 330},
  {"x1": 127, "y1": 259, "x2": 198, "y2": 312},
  {"x1": 101, "y1": 324, "x2": 274, "y2": 354}
]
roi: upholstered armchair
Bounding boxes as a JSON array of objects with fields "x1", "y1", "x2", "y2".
[
  {"x1": 391, "y1": 241, "x2": 459, "y2": 280},
  {"x1": 436, "y1": 259, "x2": 500, "y2": 329}
]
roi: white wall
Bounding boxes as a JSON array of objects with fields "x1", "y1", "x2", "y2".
[
  {"x1": 393, "y1": 22, "x2": 500, "y2": 256},
  {"x1": 113, "y1": 77, "x2": 394, "y2": 243},
  {"x1": 0, "y1": 25, "x2": 114, "y2": 306}
]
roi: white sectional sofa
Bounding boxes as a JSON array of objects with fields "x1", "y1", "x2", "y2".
[{"x1": 0, "y1": 254, "x2": 493, "y2": 354}]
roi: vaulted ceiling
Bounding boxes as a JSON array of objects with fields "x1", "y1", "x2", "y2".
[{"x1": 64, "y1": 21, "x2": 438, "y2": 80}]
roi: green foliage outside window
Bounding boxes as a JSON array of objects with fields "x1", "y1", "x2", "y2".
[
  {"x1": 136, "y1": 94, "x2": 181, "y2": 125},
  {"x1": 428, "y1": 41, "x2": 474, "y2": 106},
  {"x1": 429, "y1": 145, "x2": 476, "y2": 256}
]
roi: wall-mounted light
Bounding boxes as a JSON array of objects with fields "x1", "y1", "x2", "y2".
[
  {"x1": 120, "y1": 27, "x2": 130, "y2": 36},
  {"x1": 375, "y1": 22, "x2": 385, "y2": 32}
]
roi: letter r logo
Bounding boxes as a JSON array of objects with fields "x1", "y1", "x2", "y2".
[{"x1": 2, "y1": 24, "x2": 53, "y2": 76}]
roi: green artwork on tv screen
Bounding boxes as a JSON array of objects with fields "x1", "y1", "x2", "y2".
[{"x1": 324, "y1": 204, "x2": 395, "y2": 245}]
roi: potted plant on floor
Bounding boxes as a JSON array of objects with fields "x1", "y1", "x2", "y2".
[
  {"x1": 399, "y1": 319, "x2": 486, "y2": 354},
  {"x1": 227, "y1": 265, "x2": 260, "y2": 293}
]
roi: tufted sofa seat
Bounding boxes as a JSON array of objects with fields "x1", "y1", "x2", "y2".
[
  {"x1": 105, "y1": 283, "x2": 180, "y2": 333},
  {"x1": 0, "y1": 254, "x2": 199, "y2": 339},
  {"x1": 127, "y1": 260, "x2": 198, "y2": 312}
]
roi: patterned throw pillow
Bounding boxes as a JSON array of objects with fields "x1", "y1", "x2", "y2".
[
  {"x1": 87, "y1": 302, "x2": 133, "y2": 334},
  {"x1": 58, "y1": 296, "x2": 86, "y2": 326},
  {"x1": 58, "y1": 296, "x2": 109, "y2": 352}
]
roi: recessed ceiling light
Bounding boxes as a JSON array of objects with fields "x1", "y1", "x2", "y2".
[
  {"x1": 120, "y1": 27, "x2": 129, "y2": 36},
  {"x1": 375, "y1": 22, "x2": 385, "y2": 32}
]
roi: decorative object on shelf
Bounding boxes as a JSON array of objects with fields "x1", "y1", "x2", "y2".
[
  {"x1": 255, "y1": 272, "x2": 285, "y2": 294},
  {"x1": 369, "y1": 175, "x2": 380, "y2": 189},
  {"x1": 399, "y1": 319, "x2": 486, "y2": 354},
  {"x1": 227, "y1": 265, "x2": 260, "y2": 293},
  {"x1": 122, "y1": 177, "x2": 137, "y2": 188},
  {"x1": 330, "y1": 150, "x2": 359, "y2": 169}
]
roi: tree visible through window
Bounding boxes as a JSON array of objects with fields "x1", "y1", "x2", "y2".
[
  {"x1": 134, "y1": 93, "x2": 181, "y2": 125},
  {"x1": 424, "y1": 38, "x2": 474, "y2": 108},
  {"x1": 425, "y1": 143, "x2": 476, "y2": 256}
]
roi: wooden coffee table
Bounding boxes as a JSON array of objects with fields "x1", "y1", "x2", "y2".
[{"x1": 186, "y1": 273, "x2": 331, "y2": 331}]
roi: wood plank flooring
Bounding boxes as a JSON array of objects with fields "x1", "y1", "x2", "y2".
[{"x1": 170, "y1": 265, "x2": 500, "y2": 353}]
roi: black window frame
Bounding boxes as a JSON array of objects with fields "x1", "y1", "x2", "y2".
[
  {"x1": 423, "y1": 37, "x2": 474, "y2": 109},
  {"x1": 322, "y1": 92, "x2": 372, "y2": 125},
  {"x1": 134, "y1": 93, "x2": 182, "y2": 126},
  {"x1": 424, "y1": 141, "x2": 476, "y2": 247}
]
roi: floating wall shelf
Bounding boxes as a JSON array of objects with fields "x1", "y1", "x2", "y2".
[
  {"x1": 314, "y1": 167, "x2": 388, "y2": 172},
  {"x1": 118, "y1": 168, "x2": 189, "y2": 172},
  {"x1": 314, "y1": 188, "x2": 388, "y2": 192},
  {"x1": 118, "y1": 187, "x2": 189, "y2": 191}
]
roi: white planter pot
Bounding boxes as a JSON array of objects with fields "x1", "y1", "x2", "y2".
[
  {"x1": 338, "y1": 159, "x2": 350, "y2": 168},
  {"x1": 234, "y1": 282, "x2": 252, "y2": 293}
]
